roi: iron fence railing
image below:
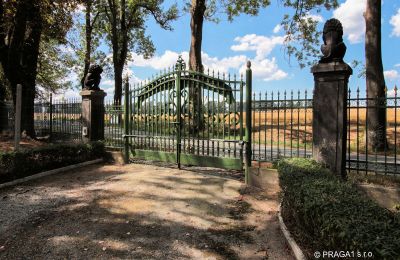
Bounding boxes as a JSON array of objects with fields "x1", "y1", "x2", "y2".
[
  {"x1": 346, "y1": 87, "x2": 400, "y2": 175},
  {"x1": 34, "y1": 96, "x2": 82, "y2": 142},
  {"x1": 252, "y1": 87, "x2": 400, "y2": 175},
  {"x1": 2, "y1": 101, "x2": 15, "y2": 133},
  {"x1": 104, "y1": 100, "x2": 124, "y2": 148},
  {"x1": 2, "y1": 96, "x2": 82, "y2": 142},
  {"x1": 251, "y1": 90, "x2": 313, "y2": 162}
]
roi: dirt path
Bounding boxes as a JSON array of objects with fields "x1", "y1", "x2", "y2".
[{"x1": 0, "y1": 163, "x2": 293, "y2": 259}]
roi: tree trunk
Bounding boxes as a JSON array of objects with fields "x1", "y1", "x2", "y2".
[
  {"x1": 0, "y1": 0, "x2": 39, "y2": 138},
  {"x1": 365, "y1": 0, "x2": 387, "y2": 151},
  {"x1": 114, "y1": 63, "x2": 123, "y2": 105},
  {"x1": 82, "y1": 0, "x2": 92, "y2": 88},
  {"x1": 189, "y1": 0, "x2": 205, "y2": 72},
  {"x1": 188, "y1": 0, "x2": 206, "y2": 132},
  {"x1": 20, "y1": 2, "x2": 42, "y2": 138}
]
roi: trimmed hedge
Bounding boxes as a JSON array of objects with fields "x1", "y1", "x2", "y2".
[
  {"x1": 0, "y1": 142, "x2": 105, "y2": 184},
  {"x1": 278, "y1": 158, "x2": 400, "y2": 259}
]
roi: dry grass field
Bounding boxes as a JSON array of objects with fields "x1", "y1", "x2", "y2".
[
  {"x1": 32, "y1": 107, "x2": 400, "y2": 153},
  {"x1": 249, "y1": 108, "x2": 400, "y2": 153}
]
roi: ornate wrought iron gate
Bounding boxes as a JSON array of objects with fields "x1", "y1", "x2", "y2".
[{"x1": 123, "y1": 57, "x2": 252, "y2": 170}]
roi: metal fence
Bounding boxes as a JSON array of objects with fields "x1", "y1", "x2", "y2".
[
  {"x1": 346, "y1": 87, "x2": 400, "y2": 175},
  {"x1": 104, "y1": 100, "x2": 124, "y2": 148},
  {"x1": 2, "y1": 101, "x2": 15, "y2": 133},
  {"x1": 34, "y1": 96, "x2": 82, "y2": 142},
  {"x1": 1, "y1": 96, "x2": 82, "y2": 142},
  {"x1": 252, "y1": 87, "x2": 400, "y2": 175}
]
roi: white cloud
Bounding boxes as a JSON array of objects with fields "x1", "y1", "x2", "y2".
[
  {"x1": 231, "y1": 34, "x2": 285, "y2": 60},
  {"x1": 102, "y1": 80, "x2": 115, "y2": 86},
  {"x1": 390, "y1": 9, "x2": 400, "y2": 37},
  {"x1": 384, "y1": 70, "x2": 400, "y2": 81},
  {"x1": 273, "y1": 24, "x2": 282, "y2": 34},
  {"x1": 201, "y1": 53, "x2": 247, "y2": 73},
  {"x1": 129, "y1": 33, "x2": 288, "y2": 82},
  {"x1": 333, "y1": 0, "x2": 366, "y2": 44},
  {"x1": 395, "y1": 64, "x2": 400, "y2": 68},
  {"x1": 73, "y1": 4, "x2": 85, "y2": 15},
  {"x1": 239, "y1": 58, "x2": 288, "y2": 81},
  {"x1": 304, "y1": 13, "x2": 324, "y2": 23},
  {"x1": 53, "y1": 89, "x2": 80, "y2": 100},
  {"x1": 130, "y1": 50, "x2": 246, "y2": 74},
  {"x1": 130, "y1": 50, "x2": 188, "y2": 70}
]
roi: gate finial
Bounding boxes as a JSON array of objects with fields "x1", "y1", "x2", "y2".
[{"x1": 175, "y1": 55, "x2": 186, "y2": 71}]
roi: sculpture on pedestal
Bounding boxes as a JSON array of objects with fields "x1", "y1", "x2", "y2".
[
  {"x1": 320, "y1": 18, "x2": 347, "y2": 63},
  {"x1": 83, "y1": 64, "x2": 103, "y2": 90}
]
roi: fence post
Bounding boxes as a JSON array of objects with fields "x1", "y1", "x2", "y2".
[
  {"x1": 123, "y1": 79, "x2": 130, "y2": 163},
  {"x1": 14, "y1": 84, "x2": 22, "y2": 151},
  {"x1": 311, "y1": 18, "x2": 352, "y2": 178},
  {"x1": 175, "y1": 58, "x2": 182, "y2": 169},
  {"x1": 245, "y1": 61, "x2": 252, "y2": 184},
  {"x1": 49, "y1": 93, "x2": 53, "y2": 142}
]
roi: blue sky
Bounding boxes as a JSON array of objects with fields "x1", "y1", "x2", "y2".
[{"x1": 62, "y1": 0, "x2": 400, "y2": 100}]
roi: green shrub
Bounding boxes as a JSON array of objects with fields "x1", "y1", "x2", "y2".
[
  {"x1": 278, "y1": 158, "x2": 400, "y2": 259},
  {"x1": 0, "y1": 141, "x2": 105, "y2": 184}
]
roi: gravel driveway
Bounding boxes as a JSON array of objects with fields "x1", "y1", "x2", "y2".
[{"x1": 0, "y1": 163, "x2": 293, "y2": 259}]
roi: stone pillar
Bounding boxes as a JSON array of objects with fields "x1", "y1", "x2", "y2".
[
  {"x1": 312, "y1": 62, "x2": 352, "y2": 177},
  {"x1": 80, "y1": 90, "x2": 107, "y2": 143}
]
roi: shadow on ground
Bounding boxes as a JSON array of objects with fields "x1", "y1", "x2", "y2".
[{"x1": 0, "y1": 163, "x2": 292, "y2": 259}]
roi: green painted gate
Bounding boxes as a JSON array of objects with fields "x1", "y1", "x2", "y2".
[{"x1": 123, "y1": 57, "x2": 252, "y2": 171}]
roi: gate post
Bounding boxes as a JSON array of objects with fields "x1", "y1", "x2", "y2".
[
  {"x1": 123, "y1": 79, "x2": 130, "y2": 163},
  {"x1": 80, "y1": 89, "x2": 107, "y2": 143},
  {"x1": 175, "y1": 57, "x2": 183, "y2": 169},
  {"x1": 311, "y1": 19, "x2": 352, "y2": 178},
  {"x1": 245, "y1": 61, "x2": 252, "y2": 184}
]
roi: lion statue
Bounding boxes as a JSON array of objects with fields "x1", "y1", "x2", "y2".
[
  {"x1": 320, "y1": 18, "x2": 347, "y2": 63},
  {"x1": 83, "y1": 64, "x2": 103, "y2": 90}
]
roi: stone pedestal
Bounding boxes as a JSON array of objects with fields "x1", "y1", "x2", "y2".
[
  {"x1": 312, "y1": 62, "x2": 352, "y2": 178},
  {"x1": 80, "y1": 90, "x2": 107, "y2": 143}
]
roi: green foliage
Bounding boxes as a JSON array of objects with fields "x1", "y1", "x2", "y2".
[
  {"x1": 100, "y1": 0, "x2": 178, "y2": 61},
  {"x1": 0, "y1": 142, "x2": 105, "y2": 184},
  {"x1": 66, "y1": 0, "x2": 108, "y2": 87},
  {"x1": 278, "y1": 158, "x2": 400, "y2": 259},
  {"x1": 184, "y1": 0, "x2": 271, "y2": 23},
  {"x1": 1, "y1": 0, "x2": 80, "y2": 96},
  {"x1": 280, "y1": 0, "x2": 339, "y2": 68},
  {"x1": 36, "y1": 39, "x2": 76, "y2": 95}
]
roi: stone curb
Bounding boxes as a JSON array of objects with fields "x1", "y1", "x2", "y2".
[
  {"x1": 278, "y1": 203, "x2": 307, "y2": 260},
  {"x1": 0, "y1": 159, "x2": 103, "y2": 189}
]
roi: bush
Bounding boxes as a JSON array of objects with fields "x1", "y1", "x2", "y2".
[
  {"x1": 0, "y1": 141, "x2": 105, "y2": 184},
  {"x1": 277, "y1": 158, "x2": 400, "y2": 259}
]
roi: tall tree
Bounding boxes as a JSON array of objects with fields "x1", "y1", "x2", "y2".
[
  {"x1": 101, "y1": 0, "x2": 178, "y2": 104},
  {"x1": 187, "y1": 0, "x2": 271, "y2": 72},
  {"x1": 81, "y1": 0, "x2": 102, "y2": 88},
  {"x1": 0, "y1": 0, "x2": 77, "y2": 137},
  {"x1": 365, "y1": 0, "x2": 387, "y2": 150},
  {"x1": 186, "y1": 0, "x2": 270, "y2": 131}
]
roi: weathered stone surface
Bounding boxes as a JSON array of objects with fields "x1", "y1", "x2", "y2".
[
  {"x1": 320, "y1": 18, "x2": 347, "y2": 63},
  {"x1": 80, "y1": 90, "x2": 107, "y2": 142},
  {"x1": 312, "y1": 62, "x2": 352, "y2": 178}
]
